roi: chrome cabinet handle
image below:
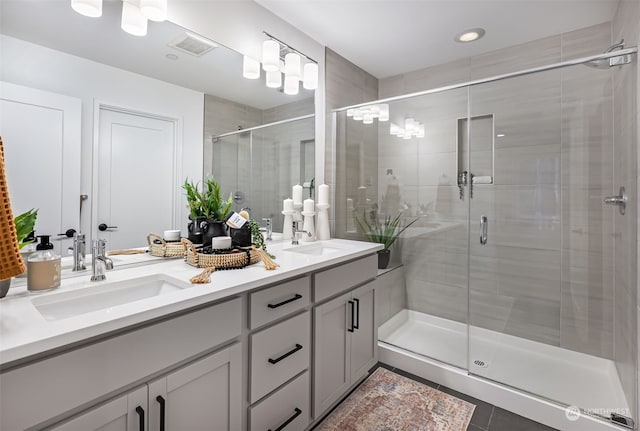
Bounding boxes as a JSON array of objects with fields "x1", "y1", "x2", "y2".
[
  {"x1": 480, "y1": 216, "x2": 488, "y2": 245},
  {"x1": 604, "y1": 186, "x2": 627, "y2": 215}
]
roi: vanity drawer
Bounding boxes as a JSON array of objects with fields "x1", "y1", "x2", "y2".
[
  {"x1": 250, "y1": 276, "x2": 310, "y2": 329},
  {"x1": 250, "y1": 371, "x2": 310, "y2": 431},
  {"x1": 314, "y1": 254, "x2": 377, "y2": 302},
  {"x1": 250, "y1": 311, "x2": 310, "y2": 403}
]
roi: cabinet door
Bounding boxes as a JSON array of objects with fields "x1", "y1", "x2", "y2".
[
  {"x1": 148, "y1": 344, "x2": 242, "y2": 431},
  {"x1": 313, "y1": 292, "x2": 351, "y2": 418},
  {"x1": 50, "y1": 386, "x2": 147, "y2": 431},
  {"x1": 350, "y1": 281, "x2": 377, "y2": 383}
]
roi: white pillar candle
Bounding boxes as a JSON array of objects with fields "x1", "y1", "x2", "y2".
[
  {"x1": 318, "y1": 184, "x2": 329, "y2": 205},
  {"x1": 283, "y1": 198, "x2": 294, "y2": 212},
  {"x1": 293, "y1": 184, "x2": 303, "y2": 206},
  {"x1": 303, "y1": 198, "x2": 314, "y2": 213}
]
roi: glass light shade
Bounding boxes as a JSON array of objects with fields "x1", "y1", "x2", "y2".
[
  {"x1": 363, "y1": 113, "x2": 374, "y2": 124},
  {"x1": 353, "y1": 109, "x2": 363, "y2": 121},
  {"x1": 417, "y1": 124, "x2": 425, "y2": 138},
  {"x1": 140, "y1": 0, "x2": 166, "y2": 21},
  {"x1": 262, "y1": 40, "x2": 280, "y2": 72},
  {"x1": 303, "y1": 62, "x2": 318, "y2": 90},
  {"x1": 390, "y1": 123, "x2": 400, "y2": 135},
  {"x1": 403, "y1": 131, "x2": 412, "y2": 140},
  {"x1": 284, "y1": 74, "x2": 299, "y2": 95},
  {"x1": 370, "y1": 105, "x2": 380, "y2": 118},
  {"x1": 121, "y1": 1, "x2": 148, "y2": 36},
  {"x1": 266, "y1": 70, "x2": 282, "y2": 88},
  {"x1": 378, "y1": 104, "x2": 389, "y2": 122},
  {"x1": 71, "y1": 0, "x2": 102, "y2": 17},
  {"x1": 284, "y1": 53, "x2": 301, "y2": 80},
  {"x1": 242, "y1": 56, "x2": 260, "y2": 79}
]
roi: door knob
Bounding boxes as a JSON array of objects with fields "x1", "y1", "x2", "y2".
[
  {"x1": 98, "y1": 223, "x2": 118, "y2": 231},
  {"x1": 604, "y1": 186, "x2": 627, "y2": 215}
]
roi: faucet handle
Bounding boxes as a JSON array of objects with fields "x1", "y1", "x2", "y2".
[{"x1": 262, "y1": 217, "x2": 272, "y2": 227}]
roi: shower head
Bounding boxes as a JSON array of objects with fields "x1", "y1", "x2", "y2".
[{"x1": 584, "y1": 40, "x2": 625, "y2": 69}]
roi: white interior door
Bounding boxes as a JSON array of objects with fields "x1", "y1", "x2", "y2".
[
  {"x1": 0, "y1": 81, "x2": 81, "y2": 255},
  {"x1": 96, "y1": 107, "x2": 177, "y2": 250}
]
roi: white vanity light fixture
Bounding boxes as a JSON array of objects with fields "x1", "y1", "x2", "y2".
[
  {"x1": 303, "y1": 62, "x2": 318, "y2": 90},
  {"x1": 121, "y1": 0, "x2": 148, "y2": 36},
  {"x1": 266, "y1": 69, "x2": 282, "y2": 88},
  {"x1": 242, "y1": 56, "x2": 261, "y2": 79},
  {"x1": 140, "y1": 0, "x2": 166, "y2": 21},
  {"x1": 71, "y1": 0, "x2": 102, "y2": 17},
  {"x1": 284, "y1": 74, "x2": 299, "y2": 95},
  {"x1": 284, "y1": 52, "x2": 302, "y2": 80},
  {"x1": 262, "y1": 40, "x2": 280, "y2": 72},
  {"x1": 390, "y1": 123, "x2": 400, "y2": 135}
]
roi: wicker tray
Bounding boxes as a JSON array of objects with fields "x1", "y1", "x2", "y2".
[
  {"x1": 182, "y1": 238, "x2": 260, "y2": 269},
  {"x1": 147, "y1": 233, "x2": 186, "y2": 258}
]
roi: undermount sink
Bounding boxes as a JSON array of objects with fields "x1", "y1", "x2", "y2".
[
  {"x1": 31, "y1": 274, "x2": 191, "y2": 321},
  {"x1": 284, "y1": 242, "x2": 343, "y2": 256}
]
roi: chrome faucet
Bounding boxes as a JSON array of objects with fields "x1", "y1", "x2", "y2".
[
  {"x1": 260, "y1": 218, "x2": 273, "y2": 241},
  {"x1": 292, "y1": 221, "x2": 311, "y2": 245},
  {"x1": 71, "y1": 233, "x2": 87, "y2": 271},
  {"x1": 91, "y1": 239, "x2": 114, "y2": 282}
]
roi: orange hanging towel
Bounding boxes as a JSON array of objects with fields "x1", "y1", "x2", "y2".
[{"x1": 0, "y1": 136, "x2": 26, "y2": 280}]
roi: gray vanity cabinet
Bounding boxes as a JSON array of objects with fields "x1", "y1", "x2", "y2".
[
  {"x1": 312, "y1": 255, "x2": 377, "y2": 419},
  {"x1": 49, "y1": 386, "x2": 147, "y2": 431},
  {"x1": 50, "y1": 344, "x2": 242, "y2": 431}
]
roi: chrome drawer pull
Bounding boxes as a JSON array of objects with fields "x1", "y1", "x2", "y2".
[
  {"x1": 268, "y1": 408, "x2": 302, "y2": 431},
  {"x1": 268, "y1": 344, "x2": 303, "y2": 364},
  {"x1": 267, "y1": 294, "x2": 303, "y2": 309}
]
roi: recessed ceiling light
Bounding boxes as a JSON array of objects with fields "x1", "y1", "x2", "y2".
[
  {"x1": 165, "y1": 53, "x2": 179, "y2": 60},
  {"x1": 455, "y1": 28, "x2": 486, "y2": 43}
]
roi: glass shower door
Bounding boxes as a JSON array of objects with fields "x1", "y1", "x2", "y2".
[
  {"x1": 467, "y1": 62, "x2": 636, "y2": 426},
  {"x1": 368, "y1": 87, "x2": 471, "y2": 370}
]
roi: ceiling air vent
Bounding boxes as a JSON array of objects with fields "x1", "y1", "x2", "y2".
[{"x1": 168, "y1": 33, "x2": 218, "y2": 57}]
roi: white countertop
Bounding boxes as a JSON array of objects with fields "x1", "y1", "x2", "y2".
[{"x1": 0, "y1": 238, "x2": 381, "y2": 368}]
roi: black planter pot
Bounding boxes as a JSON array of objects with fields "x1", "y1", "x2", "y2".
[
  {"x1": 377, "y1": 249, "x2": 391, "y2": 269},
  {"x1": 187, "y1": 216, "x2": 206, "y2": 244},
  {"x1": 201, "y1": 219, "x2": 227, "y2": 248}
]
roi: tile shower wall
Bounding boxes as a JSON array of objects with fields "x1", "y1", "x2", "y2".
[
  {"x1": 612, "y1": 0, "x2": 639, "y2": 422},
  {"x1": 325, "y1": 48, "x2": 379, "y2": 237},
  {"x1": 373, "y1": 22, "x2": 623, "y2": 358}
]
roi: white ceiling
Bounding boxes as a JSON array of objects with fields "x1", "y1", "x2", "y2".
[
  {"x1": 255, "y1": 0, "x2": 620, "y2": 78},
  {"x1": 0, "y1": 0, "x2": 313, "y2": 110}
]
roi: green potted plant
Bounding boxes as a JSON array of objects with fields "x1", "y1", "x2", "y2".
[
  {"x1": 1, "y1": 209, "x2": 38, "y2": 298},
  {"x1": 15, "y1": 208, "x2": 38, "y2": 250},
  {"x1": 183, "y1": 179, "x2": 206, "y2": 243},
  {"x1": 357, "y1": 213, "x2": 416, "y2": 269},
  {"x1": 183, "y1": 177, "x2": 234, "y2": 245}
]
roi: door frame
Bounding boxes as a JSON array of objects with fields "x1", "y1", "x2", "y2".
[
  {"x1": 91, "y1": 100, "x2": 183, "y2": 244},
  {"x1": 0, "y1": 81, "x2": 82, "y2": 242}
]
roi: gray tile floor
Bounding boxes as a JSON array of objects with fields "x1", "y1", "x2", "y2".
[{"x1": 379, "y1": 363, "x2": 558, "y2": 431}]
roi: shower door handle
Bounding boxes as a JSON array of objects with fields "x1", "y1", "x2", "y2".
[
  {"x1": 604, "y1": 186, "x2": 627, "y2": 215},
  {"x1": 480, "y1": 216, "x2": 488, "y2": 245}
]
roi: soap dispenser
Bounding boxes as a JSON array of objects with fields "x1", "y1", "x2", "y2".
[{"x1": 27, "y1": 235, "x2": 61, "y2": 292}]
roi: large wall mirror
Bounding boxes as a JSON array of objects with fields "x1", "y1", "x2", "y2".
[{"x1": 0, "y1": 0, "x2": 315, "y2": 252}]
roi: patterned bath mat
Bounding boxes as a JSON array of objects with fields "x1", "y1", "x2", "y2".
[{"x1": 314, "y1": 367, "x2": 475, "y2": 431}]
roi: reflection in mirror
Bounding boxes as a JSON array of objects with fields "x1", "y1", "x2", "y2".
[
  {"x1": 206, "y1": 115, "x2": 314, "y2": 233},
  {"x1": 0, "y1": 0, "x2": 315, "y2": 254}
]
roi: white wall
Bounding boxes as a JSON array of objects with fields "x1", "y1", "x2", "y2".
[
  {"x1": 0, "y1": 34, "x2": 204, "y2": 243},
  {"x1": 166, "y1": 0, "x2": 326, "y2": 187}
]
